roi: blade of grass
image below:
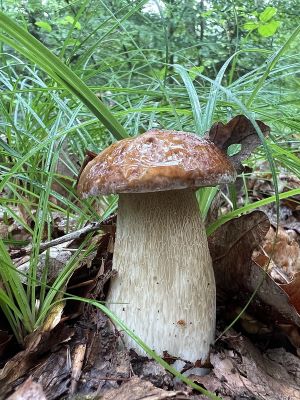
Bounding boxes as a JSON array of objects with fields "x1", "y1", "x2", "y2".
[
  {"x1": 177, "y1": 65, "x2": 280, "y2": 228},
  {"x1": 174, "y1": 64, "x2": 203, "y2": 135},
  {"x1": 74, "y1": 0, "x2": 149, "y2": 68},
  {"x1": 59, "y1": 0, "x2": 89, "y2": 59},
  {"x1": 0, "y1": 12, "x2": 128, "y2": 140},
  {"x1": 206, "y1": 188, "x2": 300, "y2": 236},
  {"x1": 247, "y1": 25, "x2": 300, "y2": 106},
  {"x1": 0, "y1": 241, "x2": 34, "y2": 333}
]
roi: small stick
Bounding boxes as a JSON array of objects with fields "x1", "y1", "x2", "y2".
[
  {"x1": 96, "y1": 377, "x2": 130, "y2": 381},
  {"x1": 11, "y1": 215, "x2": 116, "y2": 259},
  {"x1": 69, "y1": 343, "x2": 87, "y2": 395}
]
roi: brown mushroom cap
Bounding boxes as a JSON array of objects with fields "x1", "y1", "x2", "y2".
[{"x1": 77, "y1": 129, "x2": 237, "y2": 197}]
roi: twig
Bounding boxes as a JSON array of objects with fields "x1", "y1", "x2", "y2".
[
  {"x1": 96, "y1": 377, "x2": 130, "y2": 381},
  {"x1": 11, "y1": 215, "x2": 116, "y2": 259},
  {"x1": 69, "y1": 343, "x2": 87, "y2": 395}
]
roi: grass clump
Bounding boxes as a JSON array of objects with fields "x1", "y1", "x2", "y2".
[{"x1": 0, "y1": 3, "x2": 299, "y2": 398}]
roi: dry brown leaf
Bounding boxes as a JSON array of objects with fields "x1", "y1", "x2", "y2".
[
  {"x1": 0, "y1": 324, "x2": 74, "y2": 398},
  {"x1": 100, "y1": 376, "x2": 188, "y2": 400},
  {"x1": 17, "y1": 242, "x2": 73, "y2": 284},
  {"x1": 249, "y1": 261, "x2": 300, "y2": 326},
  {"x1": 131, "y1": 356, "x2": 173, "y2": 389},
  {"x1": 256, "y1": 227, "x2": 300, "y2": 280},
  {"x1": 7, "y1": 377, "x2": 46, "y2": 400},
  {"x1": 208, "y1": 210, "x2": 270, "y2": 292},
  {"x1": 76, "y1": 311, "x2": 131, "y2": 395},
  {"x1": 195, "y1": 331, "x2": 300, "y2": 400},
  {"x1": 25, "y1": 312, "x2": 124, "y2": 400},
  {"x1": 280, "y1": 273, "x2": 300, "y2": 315},
  {"x1": 209, "y1": 210, "x2": 300, "y2": 329},
  {"x1": 30, "y1": 349, "x2": 73, "y2": 400},
  {"x1": 251, "y1": 227, "x2": 300, "y2": 329},
  {"x1": 76, "y1": 149, "x2": 97, "y2": 187},
  {"x1": 207, "y1": 115, "x2": 270, "y2": 172}
]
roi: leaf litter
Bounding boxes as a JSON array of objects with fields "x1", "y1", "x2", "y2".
[{"x1": 1, "y1": 115, "x2": 300, "y2": 399}]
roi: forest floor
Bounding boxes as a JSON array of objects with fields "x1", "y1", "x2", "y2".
[{"x1": 0, "y1": 162, "x2": 300, "y2": 400}]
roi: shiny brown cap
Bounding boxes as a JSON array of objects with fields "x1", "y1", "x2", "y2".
[{"x1": 77, "y1": 129, "x2": 236, "y2": 197}]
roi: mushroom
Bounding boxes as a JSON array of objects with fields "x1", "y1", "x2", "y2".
[{"x1": 77, "y1": 129, "x2": 236, "y2": 362}]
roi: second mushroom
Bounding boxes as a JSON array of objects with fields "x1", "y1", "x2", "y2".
[{"x1": 77, "y1": 129, "x2": 236, "y2": 363}]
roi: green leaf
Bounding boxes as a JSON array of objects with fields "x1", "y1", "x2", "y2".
[
  {"x1": 243, "y1": 21, "x2": 259, "y2": 31},
  {"x1": 258, "y1": 20, "x2": 281, "y2": 37},
  {"x1": 201, "y1": 10, "x2": 213, "y2": 17},
  {"x1": 35, "y1": 21, "x2": 52, "y2": 33},
  {"x1": 189, "y1": 66, "x2": 204, "y2": 80},
  {"x1": 227, "y1": 143, "x2": 242, "y2": 156},
  {"x1": 259, "y1": 6, "x2": 277, "y2": 22},
  {"x1": 60, "y1": 16, "x2": 81, "y2": 30}
]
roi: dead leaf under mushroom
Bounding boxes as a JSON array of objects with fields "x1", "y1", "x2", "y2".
[{"x1": 100, "y1": 376, "x2": 188, "y2": 400}]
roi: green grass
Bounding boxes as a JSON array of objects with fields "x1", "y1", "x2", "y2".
[{"x1": 0, "y1": 5, "x2": 299, "y2": 399}]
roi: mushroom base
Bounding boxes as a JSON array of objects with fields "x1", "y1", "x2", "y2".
[{"x1": 107, "y1": 189, "x2": 216, "y2": 362}]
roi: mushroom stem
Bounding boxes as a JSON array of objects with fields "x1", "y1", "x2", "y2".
[{"x1": 107, "y1": 189, "x2": 215, "y2": 362}]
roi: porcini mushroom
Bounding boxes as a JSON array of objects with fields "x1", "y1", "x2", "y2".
[{"x1": 77, "y1": 129, "x2": 236, "y2": 362}]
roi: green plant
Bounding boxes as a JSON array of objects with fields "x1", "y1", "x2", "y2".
[
  {"x1": 243, "y1": 6, "x2": 281, "y2": 38},
  {"x1": 0, "y1": 3, "x2": 299, "y2": 398}
]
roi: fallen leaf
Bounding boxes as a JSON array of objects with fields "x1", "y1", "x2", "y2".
[
  {"x1": 100, "y1": 376, "x2": 188, "y2": 400},
  {"x1": 208, "y1": 210, "x2": 270, "y2": 292},
  {"x1": 69, "y1": 343, "x2": 87, "y2": 395},
  {"x1": 249, "y1": 260, "x2": 300, "y2": 327},
  {"x1": 207, "y1": 115, "x2": 270, "y2": 172},
  {"x1": 76, "y1": 310, "x2": 131, "y2": 395},
  {"x1": 195, "y1": 330, "x2": 300, "y2": 400},
  {"x1": 254, "y1": 226, "x2": 300, "y2": 281},
  {"x1": 76, "y1": 149, "x2": 97, "y2": 187},
  {"x1": 209, "y1": 210, "x2": 300, "y2": 330},
  {"x1": 131, "y1": 356, "x2": 173, "y2": 389},
  {"x1": 30, "y1": 350, "x2": 73, "y2": 400},
  {"x1": 280, "y1": 273, "x2": 300, "y2": 315},
  {"x1": 0, "y1": 324, "x2": 74, "y2": 398},
  {"x1": 7, "y1": 377, "x2": 46, "y2": 400},
  {"x1": 17, "y1": 242, "x2": 73, "y2": 284}
]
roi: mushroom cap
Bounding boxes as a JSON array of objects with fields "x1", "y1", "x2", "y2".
[{"x1": 77, "y1": 129, "x2": 237, "y2": 196}]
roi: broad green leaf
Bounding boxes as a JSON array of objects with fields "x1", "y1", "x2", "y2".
[
  {"x1": 243, "y1": 21, "x2": 259, "y2": 31},
  {"x1": 258, "y1": 20, "x2": 281, "y2": 37},
  {"x1": 60, "y1": 15, "x2": 81, "y2": 30},
  {"x1": 227, "y1": 143, "x2": 242, "y2": 156},
  {"x1": 201, "y1": 10, "x2": 213, "y2": 17},
  {"x1": 35, "y1": 21, "x2": 52, "y2": 33},
  {"x1": 259, "y1": 6, "x2": 277, "y2": 23},
  {"x1": 189, "y1": 66, "x2": 204, "y2": 80}
]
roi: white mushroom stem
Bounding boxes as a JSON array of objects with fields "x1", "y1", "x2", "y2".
[{"x1": 107, "y1": 189, "x2": 216, "y2": 362}]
